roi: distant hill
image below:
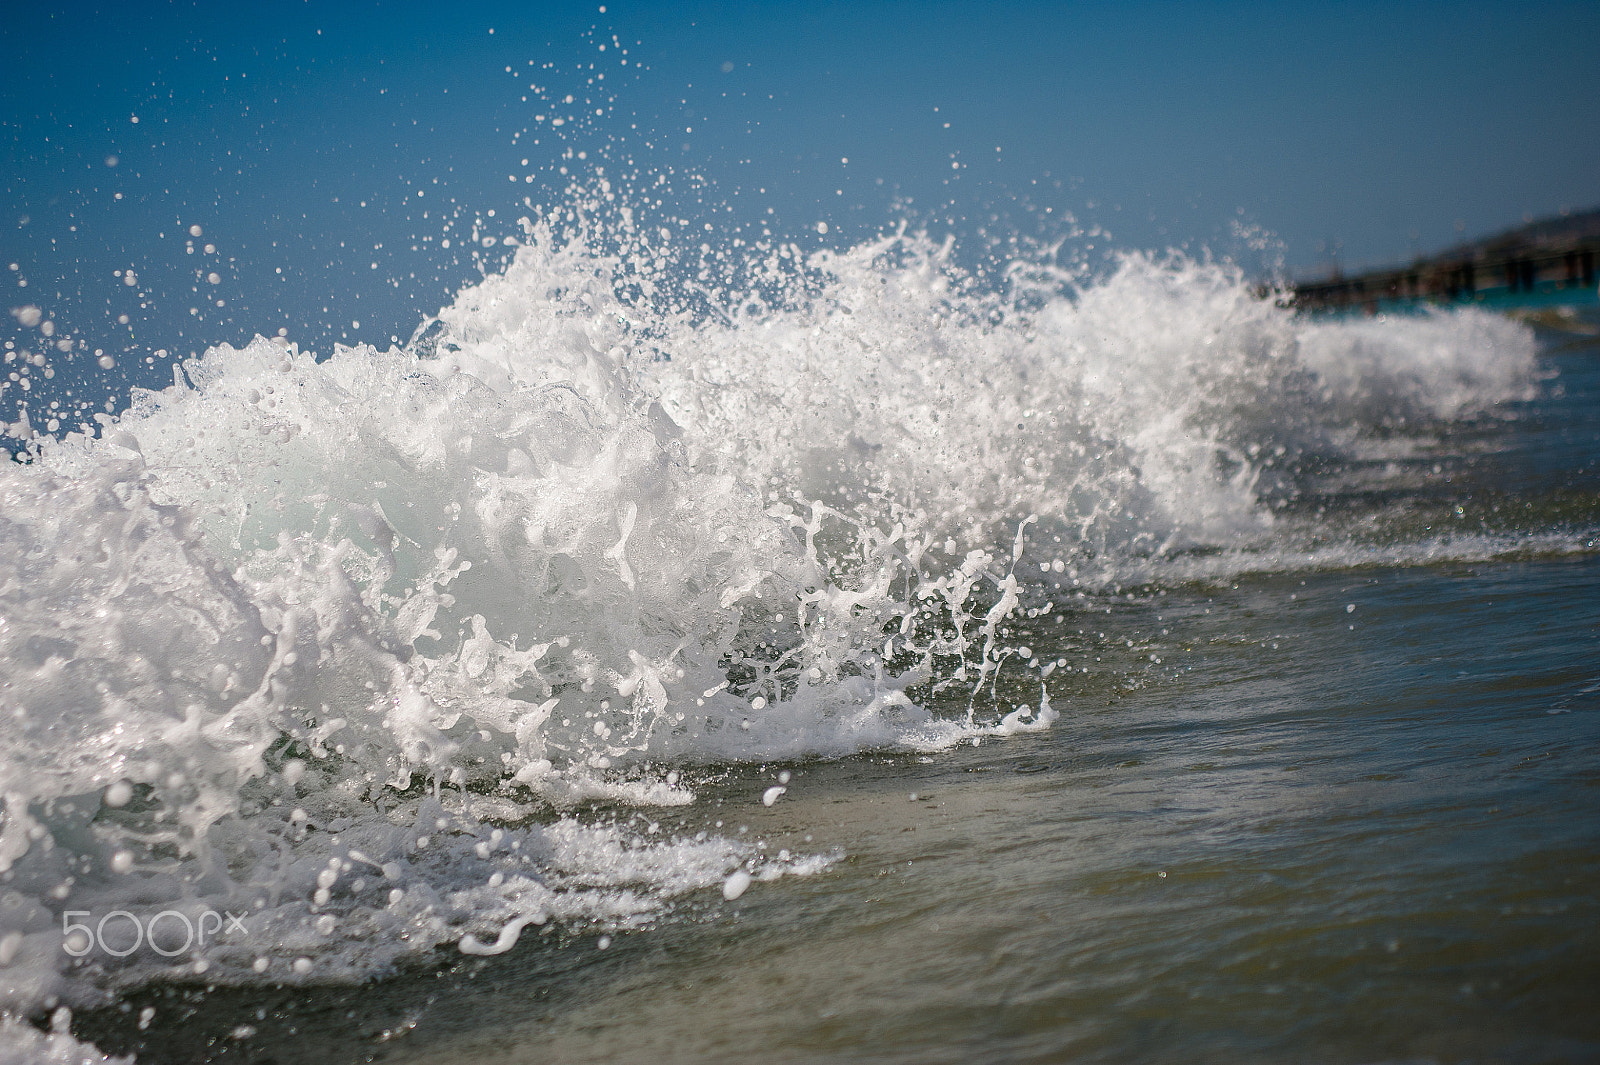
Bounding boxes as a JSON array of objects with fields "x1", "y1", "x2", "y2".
[{"x1": 1428, "y1": 208, "x2": 1600, "y2": 266}]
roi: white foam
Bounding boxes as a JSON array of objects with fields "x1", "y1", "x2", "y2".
[
  {"x1": 0, "y1": 210, "x2": 1547, "y2": 1034},
  {"x1": 0, "y1": 1015, "x2": 131, "y2": 1065},
  {"x1": 1297, "y1": 306, "x2": 1537, "y2": 423}
]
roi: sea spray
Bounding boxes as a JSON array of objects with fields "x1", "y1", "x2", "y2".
[{"x1": 0, "y1": 210, "x2": 1542, "y2": 1028}]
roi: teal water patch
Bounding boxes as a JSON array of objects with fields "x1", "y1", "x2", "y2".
[{"x1": 1304, "y1": 278, "x2": 1600, "y2": 320}]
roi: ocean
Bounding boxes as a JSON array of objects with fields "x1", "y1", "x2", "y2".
[{"x1": 2, "y1": 184, "x2": 1597, "y2": 1063}]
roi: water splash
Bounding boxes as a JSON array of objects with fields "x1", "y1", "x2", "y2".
[{"x1": 0, "y1": 206, "x2": 1544, "y2": 1028}]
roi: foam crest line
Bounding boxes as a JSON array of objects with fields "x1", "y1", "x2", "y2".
[{"x1": 0, "y1": 219, "x2": 1543, "y2": 1020}]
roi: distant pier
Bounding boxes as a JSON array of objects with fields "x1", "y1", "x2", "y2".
[
  {"x1": 1290, "y1": 239, "x2": 1599, "y2": 314},
  {"x1": 1284, "y1": 209, "x2": 1600, "y2": 314}
]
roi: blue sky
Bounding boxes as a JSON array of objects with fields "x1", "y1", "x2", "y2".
[{"x1": 3, "y1": 0, "x2": 1598, "y2": 397}]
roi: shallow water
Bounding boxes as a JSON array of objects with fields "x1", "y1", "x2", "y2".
[
  {"x1": 3, "y1": 221, "x2": 1598, "y2": 1063},
  {"x1": 70, "y1": 551, "x2": 1600, "y2": 1064}
]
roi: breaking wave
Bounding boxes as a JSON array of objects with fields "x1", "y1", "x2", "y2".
[{"x1": 0, "y1": 207, "x2": 1544, "y2": 1029}]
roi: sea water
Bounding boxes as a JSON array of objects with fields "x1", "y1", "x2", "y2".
[{"x1": 1, "y1": 202, "x2": 1597, "y2": 1063}]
